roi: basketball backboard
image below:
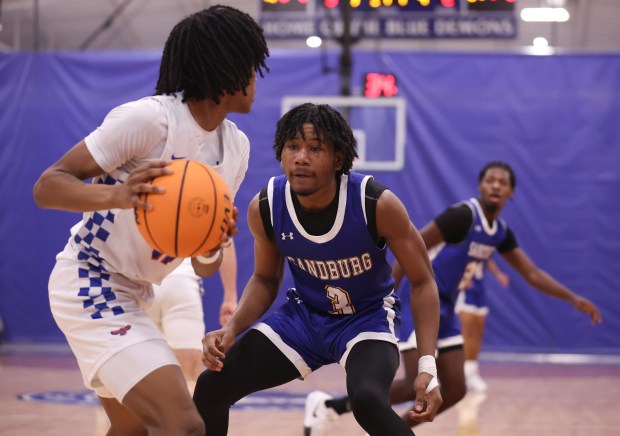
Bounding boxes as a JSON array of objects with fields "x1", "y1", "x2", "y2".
[{"x1": 281, "y1": 96, "x2": 406, "y2": 171}]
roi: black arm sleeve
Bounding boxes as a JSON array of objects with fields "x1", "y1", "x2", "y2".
[
  {"x1": 497, "y1": 227, "x2": 518, "y2": 253},
  {"x1": 433, "y1": 204, "x2": 474, "y2": 244},
  {"x1": 365, "y1": 178, "x2": 388, "y2": 246},
  {"x1": 258, "y1": 186, "x2": 274, "y2": 241}
]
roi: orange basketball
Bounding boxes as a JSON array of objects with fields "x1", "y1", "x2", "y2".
[{"x1": 135, "y1": 159, "x2": 233, "y2": 258}]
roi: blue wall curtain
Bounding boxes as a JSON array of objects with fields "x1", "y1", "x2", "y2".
[{"x1": 1, "y1": 50, "x2": 618, "y2": 354}]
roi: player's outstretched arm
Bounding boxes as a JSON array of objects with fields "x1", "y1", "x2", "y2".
[
  {"x1": 218, "y1": 241, "x2": 239, "y2": 326},
  {"x1": 376, "y1": 189, "x2": 442, "y2": 421},
  {"x1": 201, "y1": 194, "x2": 285, "y2": 371},
  {"x1": 501, "y1": 247, "x2": 602, "y2": 324}
]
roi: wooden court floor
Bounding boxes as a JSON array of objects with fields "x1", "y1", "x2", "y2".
[{"x1": 1, "y1": 346, "x2": 619, "y2": 436}]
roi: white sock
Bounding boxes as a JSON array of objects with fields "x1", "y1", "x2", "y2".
[{"x1": 464, "y1": 360, "x2": 479, "y2": 376}]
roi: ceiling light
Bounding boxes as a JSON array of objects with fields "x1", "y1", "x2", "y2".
[
  {"x1": 306, "y1": 36, "x2": 322, "y2": 48},
  {"x1": 533, "y1": 37, "x2": 549, "y2": 48},
  {"x1": 520, "y1": 7, "x2": 570, "y2": 22}
]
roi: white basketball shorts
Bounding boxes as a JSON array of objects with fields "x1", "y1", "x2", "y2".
[{"x1": 49, "y1": 258, "x2": 180, "y2": 401}]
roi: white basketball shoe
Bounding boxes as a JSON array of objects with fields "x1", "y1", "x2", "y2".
[
  {"x1": 464, "y1": 360, "x2": 488, "y2": 392},
  {"x1": 304, "y1": 390, "x2": 339, "y2": 436}
]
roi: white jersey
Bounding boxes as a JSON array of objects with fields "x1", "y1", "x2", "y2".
[{"x1": 55, "y1": 94, "x2": 249, "y2": 286}]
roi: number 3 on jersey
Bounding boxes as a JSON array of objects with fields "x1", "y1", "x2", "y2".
[{"x1": 326, "y1": 285, "x2": 356, "y2": 315}]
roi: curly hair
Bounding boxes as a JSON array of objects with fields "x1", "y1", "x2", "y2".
[
  {"x1": 155, "y1": 5, "x2": 269, "y2": 103},
  {"x1": 273, "y1": 103, "x2": 358, "y2": 176},
  {"x1": 478, "y1": 161, "x2": 516, "y2": 188}
]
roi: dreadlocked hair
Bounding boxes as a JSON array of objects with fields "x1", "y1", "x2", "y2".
[
  {"x1": 274, "y1": 103, "x2": 358, "y2": 176},
  {"x1": 479, "y1": 161, "x2": 516, "y2": 188},
  {"x1": 155, "y1": 5, "x2": 269, "y2": 103}
]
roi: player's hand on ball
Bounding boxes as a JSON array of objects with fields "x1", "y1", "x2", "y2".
[
  {"x1": 135, "y1": 159, "x2": 234, "y2": 258},
  {"x1": 224, "y1": 206, "x2": 239, "y2": 241},
  {"x1": 124, "y1": 160, "x2": 172, "y2": 210},
  {"x1": 214, "y1": 206, "x2": 238, "y2": 249}
]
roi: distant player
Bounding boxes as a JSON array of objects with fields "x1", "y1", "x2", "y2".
[{"x1": 305, "y1": 160, "x2": 602, "y2": 433}]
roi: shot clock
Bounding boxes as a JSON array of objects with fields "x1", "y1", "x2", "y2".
[{"x1": 363, "y1": 73, "x2": 398, "y2": 98}]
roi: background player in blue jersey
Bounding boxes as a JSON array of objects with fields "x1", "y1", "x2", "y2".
[
  {"x1": 193, "y1": 103, "x2": 442, "y2": 436},
  {"x1": 306, "y1": 161, "x2": 602, "y2": 433},
  {"x1": 455, "y1": 257, "x2": 509, "y2": 392}
]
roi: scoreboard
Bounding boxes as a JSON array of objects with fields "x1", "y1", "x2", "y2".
[
  {"x1": 263, "y1": 0, "x2": 517, "y2": 11},
  {"x1": 260, "y1": 0, "x2": 517, "y2": 39}
]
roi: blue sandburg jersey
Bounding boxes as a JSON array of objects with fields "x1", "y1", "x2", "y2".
[
  {"x1": 267, "y1": 172, "x2": 395, "y2": 315},
  {"x1": 430, "y1": 198, "x2": 508, "y2": 304}
]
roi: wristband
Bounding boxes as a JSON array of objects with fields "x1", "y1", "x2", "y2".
[
  {"x1": 418, "y1": 355, "x2": 437, "y2": 377},
  {"x1": 419, "y1": 355, "x2": 438, "y2": 394},
  {"x1": 195, "y1": 249, "x2": 222, "y2": 264}
]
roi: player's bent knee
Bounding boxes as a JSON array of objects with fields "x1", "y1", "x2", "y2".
[
  {"x1": 349, "y1": 386, "x2": 384, "y2": 417},
  {"x1": 194, "y1": 370, "x2": 235, "y2": 409},
  {"x1": 176, "y1": 413, "x2": 205, "y2": 436},
  {"x1": 141, "y1": 405, "x2": 204, "y2": 435},
  {"x1": 108, "y1": 422, "x2": 147, "y2": 436}
]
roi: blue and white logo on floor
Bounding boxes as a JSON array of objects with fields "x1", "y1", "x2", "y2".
[{"x1": 18, "y1": 390, "x2": 307, "y2": 410}]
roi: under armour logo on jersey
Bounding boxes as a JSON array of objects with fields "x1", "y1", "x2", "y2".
[
  {"x1": 474, "y1": 225, "x2": 482, "y2": 232},
  {"x1": 281, "y1": 232, "x2": 294, "y2": 240},
  {"x1": 111, "y1": 325, "x2": 131, "y2": 336}
]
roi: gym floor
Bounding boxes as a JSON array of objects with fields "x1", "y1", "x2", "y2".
[{"x1": 2, "y1": 345, "x2": 619, "y2": 436}]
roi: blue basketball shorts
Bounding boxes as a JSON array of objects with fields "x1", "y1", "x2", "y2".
[
  {"x1": 253, "y1": 288, "x2": 401, "y2": 378},
  {"x1": 455, "y1": 279, "x2": 489, "y2": 316}
]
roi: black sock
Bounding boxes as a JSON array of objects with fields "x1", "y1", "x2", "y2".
[{"x1": 325, "y1": 396, "x2": 351, "y2": 415}]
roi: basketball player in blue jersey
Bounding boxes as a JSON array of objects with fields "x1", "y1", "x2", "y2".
[
  {"x1": 193, "y1": 103, "x2": 442, "y2": 436},
  {"x1": 32, "y1": 6, "x2": 269, "y2": 435},
  {"x1": 306, "y1": 161, "x2": 602, "y2": 433}
]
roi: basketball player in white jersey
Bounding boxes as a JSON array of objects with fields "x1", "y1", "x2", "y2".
[
  {"x1": 96, "y1": 251, "x2": 239, "y2": 434},
  {"x1": 32, "y1": 6, "x2": 269, "y2": 434},
  {"x1": 95, "y1": 252, "x2": 238, "y2": 434}
]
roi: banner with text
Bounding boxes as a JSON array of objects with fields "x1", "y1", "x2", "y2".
[{"x1": 260, "y1": 0, "x2": 517, "y2": 39}]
